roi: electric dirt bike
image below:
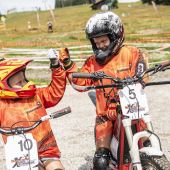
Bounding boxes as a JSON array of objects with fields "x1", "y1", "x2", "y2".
[
  {"x1": 72, "y1": 61, "x2": 170, "y2": 170},
  {"x1": 0, "y1": 106, "x2": 71, "y2": 170}
]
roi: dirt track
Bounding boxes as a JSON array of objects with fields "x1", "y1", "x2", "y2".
[{"x1": 0, "y1": 72, "x2": 170, "y2": 170}]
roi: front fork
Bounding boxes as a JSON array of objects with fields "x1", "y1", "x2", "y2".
[{"x1": 122, "y1": 115, "x2": 163, "y2": 170}]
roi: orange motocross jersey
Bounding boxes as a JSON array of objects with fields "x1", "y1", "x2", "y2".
[
  {"x1": 0, "y1": 67, "x2": 66, "y2": 159},
  {"x1": 67, "y1": 45, "x2": 148, "y2": 118}
]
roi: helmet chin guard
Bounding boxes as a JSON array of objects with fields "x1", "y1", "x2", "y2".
[
  {"x1": 94, "y1": 41, "x2": 117, "y2": 65},
  {"x1": 0, "y1": 59, "x2": 36, "y2": 99}
]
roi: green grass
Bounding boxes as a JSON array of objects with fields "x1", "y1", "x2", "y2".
[
  {"x1": 1, "y1": 2, "x2": 170, "y2": 85},
  {"x1": 0, "y1": 2, "x2": 170, "y2": 48},
  {"x1": 149, "y1": 55, "x2": 170, "y2": 63},
  {"x1": 5, "y1": 53, "x2": 34, "y2": 57}
]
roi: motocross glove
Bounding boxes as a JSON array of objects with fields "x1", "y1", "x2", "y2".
[
  {"x1": 47, "y1": 48, "x2": 60, "y2": 68},
  {"x1": 59, "y1": 48, "x2": 73, "y2": 70}
]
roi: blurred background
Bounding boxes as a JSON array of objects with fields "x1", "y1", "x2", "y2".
[{"x1": 0, "y1": 0, "x2": 170, "y2": 85}]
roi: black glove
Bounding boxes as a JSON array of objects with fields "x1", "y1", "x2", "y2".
[{"x1": 59, "y1": 48, "x2": 73, "y2": 70}]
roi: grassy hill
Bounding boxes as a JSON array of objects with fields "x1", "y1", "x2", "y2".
[{"x1": 0, "y1": 2, "x2": 170, "y2": 48}]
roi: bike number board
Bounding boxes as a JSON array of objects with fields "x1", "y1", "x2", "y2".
[
  {"x1": 118, "y1": 83, "x2": 149, "y2": 120},
  {"x1": 5, "y1": 133, "x2": 38, "y2": 170}
]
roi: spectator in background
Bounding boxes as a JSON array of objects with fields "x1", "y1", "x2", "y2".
[{"x1": 47, "y1": 21, "x2": 53, "y2": 33}]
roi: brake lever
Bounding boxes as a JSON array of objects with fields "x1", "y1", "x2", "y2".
[
  {"x1": 154, "y1": 62, "x2": 170, "y2": 72},
  {"x1": 93, "y1": 71, "x2": 111, "y2": 79},
  {"x1": 153, "y1": 64, "x2": 162, "y2": 73},
  {"x1": 121, "y1": 77, "x2": 133, "y2": 84}
]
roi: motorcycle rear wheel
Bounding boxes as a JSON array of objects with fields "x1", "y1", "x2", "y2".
[{"x1": 140, "y1": 153, "x2": 170, "y2": 170}]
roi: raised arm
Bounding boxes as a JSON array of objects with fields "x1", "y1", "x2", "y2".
[
  {"x1": 59, "y1": 48, "x2": 94, "y2": 88},
  {"x1": 37, "y1": 49, "x2": 66, "y2": 108}
]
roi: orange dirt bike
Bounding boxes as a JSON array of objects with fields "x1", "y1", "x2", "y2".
[
  {"x1": 0, "y1": 106, "x2": 71, "y2": 170},
  {"x1": 72, "y1": 61, "x2": 170, "y2": 170}
]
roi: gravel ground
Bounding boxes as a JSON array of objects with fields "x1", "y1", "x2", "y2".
[{"x1": 0, "y1": 72, "x2": 170, "y2": 170}]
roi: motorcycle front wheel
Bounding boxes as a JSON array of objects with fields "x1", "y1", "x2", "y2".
[{"x1": 140, "y1": 153, "x2": 170, "y2": 170}]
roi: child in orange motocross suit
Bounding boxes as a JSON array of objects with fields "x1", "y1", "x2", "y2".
[
  {"x1": 0, "y1": 49, "x2": 66, "y2": 170},
  {"x1": 58, "y1": 12, "x2": 148, "y2": 170}
]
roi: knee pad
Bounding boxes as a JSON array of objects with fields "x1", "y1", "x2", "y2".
[{"x1": 93, "y1": 147, "x2": 111, "y2": 170}]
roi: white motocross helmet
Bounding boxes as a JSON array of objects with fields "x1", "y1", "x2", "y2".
[{"x1": 85, "y1": 11, "x2": 124, "y2": 65}]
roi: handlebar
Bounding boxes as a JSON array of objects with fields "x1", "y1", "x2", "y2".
[
  {"x1": 72, "y1": 71, "x2": 113, "y2": 80},
  {"x1": 142, "y1": 60, "x2": 170, "y2": 75},
  {"x1": 49, "y1": 106, "x2": 71, "y2": 119},
  {"x1": 0, "y1": 106, "x2": 71, "y2": 135},
  {"x1": 71, "y1": 60, "x2": 170, "y2": 90}
]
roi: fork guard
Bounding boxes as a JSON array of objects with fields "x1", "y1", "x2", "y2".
[{"x1": 129, "y1": 131, "x2": 163, "y2": 170}]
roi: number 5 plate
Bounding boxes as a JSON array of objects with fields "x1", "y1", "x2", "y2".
[
  {"x1": 118, "y1": 83, "x2": 149, "y2": 120},
  {"x1": 5, "y1": 133, "x2": 38, "y2": 170}
]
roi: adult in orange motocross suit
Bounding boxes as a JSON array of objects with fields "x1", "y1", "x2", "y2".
[
  {"x1": 0, "y1": 49, "x2": 66, "y2": 170},
  {"x1": 59, "y1": 12, "x2": 148, "y2": 170}
]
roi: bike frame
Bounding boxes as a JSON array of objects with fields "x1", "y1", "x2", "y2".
[
  {"x1": 0, "y1": 107, "x2": 71, "y2": 170},
  {"x1": 118, "y1": 80, "x2": 170, "y2": 170},
  {"x1": 119, "y1": 115, "x2": 163, "y2": 170},
  {"x1": 72, "y1": 60, "x2": 170, "y2": 170},
  {"x1": 111, "y1": 81, "x2": 168, "y2": 170}
]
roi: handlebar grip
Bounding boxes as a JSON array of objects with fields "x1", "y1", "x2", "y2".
[
  {"x1": 51, "y1": 106, "x2": 71, "y2": 118},
  {"x1": 72, "y1": 73, "x2": 95, "y2": 79},
  {"x1": 161, "y1": 60, "x2": 170, "y2": 67},
  {"x1": 145, "y1": 67, "x2": 155, "y2": 74}
]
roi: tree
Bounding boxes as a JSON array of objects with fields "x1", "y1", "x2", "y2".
[
  {"x1": 141, "y1": 0, "x2": 170, "y2": 5},
  {"x1": 55, "y1": 0, "x2": 64, "y2": 8},
  {"x1": 55, "y1": 0, "x2": 89, "y2": 8}
]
